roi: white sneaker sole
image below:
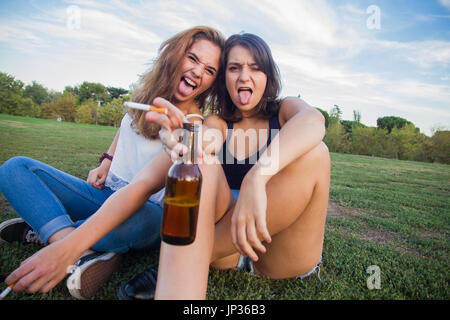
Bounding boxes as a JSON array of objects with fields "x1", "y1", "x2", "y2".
[
  {"x1": 67, "y1": 252, "x2": 121, "y2": 300},
  {"x1": 0, "y1": 218, "x2": 25, "y2": 243}
]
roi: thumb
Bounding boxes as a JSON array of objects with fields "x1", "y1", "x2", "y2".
[
  {"x1": 146, "y1": 111, "x2": 171, "y2": 131},
  {"x1": 96, "y1": 175, "x2": 106, "y2": 185},
  {"x1": 153, "y1": 97, "x2": 185, "y2": 128}
]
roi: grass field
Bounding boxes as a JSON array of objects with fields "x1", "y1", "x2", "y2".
[{"x1": 0, "y1": 114, "x2": 448, "y2": 300}]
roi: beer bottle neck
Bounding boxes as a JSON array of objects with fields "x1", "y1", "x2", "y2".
[
  {"x1": 182, "y1": 123, "x2": 198, "y2": 165},
  {"x1": 186, "y1": 130, "x2": 196, "y2": 164}
]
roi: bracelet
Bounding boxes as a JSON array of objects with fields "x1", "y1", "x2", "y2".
[{"x1": 99, "y1": 152, "x2": 113, "y2": 163}]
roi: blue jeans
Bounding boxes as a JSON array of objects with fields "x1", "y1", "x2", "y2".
[{"x1": 0, "y1": 156, "x2": 162, "y2": 253}]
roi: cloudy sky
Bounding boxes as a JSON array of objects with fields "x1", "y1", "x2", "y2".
[{"x1": 0, "y1": 0, "x2": 449, "y2": 136}]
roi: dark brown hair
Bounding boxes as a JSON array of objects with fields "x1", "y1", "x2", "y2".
[
  {"x1": 129, "y1": 26, "x2": 225, "y2": 139},
  {"x1": 213, "y1": 33, "x2": 281, "y2": 121}
]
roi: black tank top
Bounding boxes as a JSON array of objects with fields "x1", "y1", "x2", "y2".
[{"x1": 220, "y1": 113, "x2": 281, "y2": 190}]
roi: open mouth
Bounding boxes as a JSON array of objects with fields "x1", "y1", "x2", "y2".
[
  {"x1": 183, "y1": 77, "x2": 198, "y2": 89},
  {"x1": 237, "y1": 87, "x2": 253, "y2": 105},
  {"x1": 178, "y1": 76, "x2": 198, "y2": 97}
]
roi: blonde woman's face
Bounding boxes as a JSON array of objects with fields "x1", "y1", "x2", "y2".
[{"x1": 174, "y1": 39, "x2": 221, "y2": 104}]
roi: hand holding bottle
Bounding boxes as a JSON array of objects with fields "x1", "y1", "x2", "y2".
[
  {"x1": 144, "y1": 97, "x2": 185, "y2": 131},
  {"x1": 144, "y1": 97, "x2": 205, "y2": 162}
]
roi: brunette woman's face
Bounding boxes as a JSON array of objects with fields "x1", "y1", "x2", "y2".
[
  {"x1": 225, "y1": 45, "x2": 267, "y2": 115},
  {"x1": 174, "y1": 39, "x2": 221, "y2": 104}
]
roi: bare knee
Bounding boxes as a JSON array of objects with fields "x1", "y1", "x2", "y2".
[
  {"x1": 309, "y1": 142, "x2": 330, "y2": 165},
  {"x1": 306, "y1": 142, "x2": 330, "y2": 187},
  {"x1": 288, "y1": 141, "x2": 330, "y2": 175}
]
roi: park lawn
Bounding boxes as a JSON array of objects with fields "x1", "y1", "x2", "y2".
[{"x1": 0, "y1": 113, "x2": 448, "y2": 300}]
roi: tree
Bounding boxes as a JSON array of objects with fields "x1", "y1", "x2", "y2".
[
  {"x1": 350, "y1": 126, "x2": 377, "y2": 156},
  {"x1": 329, "y1": 104, "x2": 343, "y2": 122},
  {"x1": 430, "y1": 130, "x2": 450, "y2": 164},
  {"x1": 63, "y1": 85, "x2": 79, "y2": 97},
  {"x1": 349, "y1": 126, "x2": 394, "y2": 157},
  {"x1": 14, "y1": 98, "x2": 42, "y2": 118},
  {"x1": 75, "y1": 99, "x2": 98, "y2": 124},
  {"x1": 107, "y1": 87, "x2": 129, "y2": 101},
  {"x1": 377, "y1": 116, "x2": 413, "y2": 134},
  {"x1": 341, "y1": 120, "x2": 367, "y2": 135},
  {"x1": 23, "y1": 81, "x2": 49, "y2": 105},
  {"x1": 353, "y1": 110, "x2": 361, "y2": 123},
  {"x1": 324, "y1": 120, "x2": 349, "y2": 153},
  {"x1": 47, "y1": 90, "x2": 63, "y2": 104},
  {"x1": 75, "y1": 103, "x2": 95, "y2": 124},
  {"x1": 98, "y1": 98, "x2": 125, "y2": 127},
  {"x1": 0, "y1": 72, "x2": 25, "y2": 114},
  {"x1": 389, "y1": 123, "x2": 427, "y2": 160},
  {"x1": 41, "y1": 95, "x2": 77, "y2": 121},
  {"x1": 373, "y1": 128, "x2": 397, "y2": 159},
  {"x1": 78, "y1": 82, "x2": 108, "y2": 105}
]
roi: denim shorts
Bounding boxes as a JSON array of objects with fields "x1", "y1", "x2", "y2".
[
  {"x1": 236, "y1": 254, "x2": 322, "y2": 281},
  {"x1": 231, "y1": 189, "x2": 322, "y2": 281}
]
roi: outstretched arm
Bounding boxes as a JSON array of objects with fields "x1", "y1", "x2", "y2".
[{"x1": 5, "y1": 150, "x2": 172, "y2": 293}]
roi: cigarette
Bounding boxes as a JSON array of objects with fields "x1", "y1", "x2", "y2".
[
  {"x1": 0, "y1": 283, "x2": 14, "y2": 300},
  {"x1": 124, "y1": 102, "x2": 168, "y2": 115}
]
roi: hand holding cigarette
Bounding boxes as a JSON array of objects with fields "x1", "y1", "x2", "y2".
[
  {"x1": 141, "y1": 97, "x2": 187, "y2": 131},
  {"x1": 124, "y1": 101, "x2": 168, "y2": 115},
  {"x1": 0, "y1": 283, "x2": 14, "y2": 300}
]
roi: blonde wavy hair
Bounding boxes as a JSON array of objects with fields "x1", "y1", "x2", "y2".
[{"x1": 129, "y1": 26, "x2": 225, "y2": 139}]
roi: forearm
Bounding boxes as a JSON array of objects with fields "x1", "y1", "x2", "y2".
[
  {"x1": 250, "y1": 109, "x2": 325, "y2": 184},
  {"x1": 59, "y1": 181, "x2": 154, "y2": 257},
  {"x1": 60, "y1": 151, "x2": 171, "y2": 258},
  {"x1": 97, "y1": 129, "x2": 120, "y2": 171},
  {"x1": 107, "y1": 129, "x2": 120, "y2": 156}
]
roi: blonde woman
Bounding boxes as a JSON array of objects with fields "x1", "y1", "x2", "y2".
[{"x1": 1, "y1": 26, "x2": 224, "y2": 299}]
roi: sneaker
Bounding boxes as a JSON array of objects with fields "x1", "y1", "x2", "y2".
[
  {"x1": 67, "y1": 252, "x2": 122, "y2": 300},
  {"x1": 116, "y1": 266, "x2": 157, "y2": 300},
  {"x1": 0, "y1": 218, "x2": 44, "y2": 245}
]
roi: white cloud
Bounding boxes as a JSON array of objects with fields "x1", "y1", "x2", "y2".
[
  {"x1": 246, "y1": 0, "x2": 341, "y2": 48},
  {"x1": 340, "y1": 3, "x2": 366, "y2": 15},
  {"x1": 439, "y1": 0, "x2": 450, "y2": 10},
  {"x1": 375, "y1": 40, "x2": 450, "y2": 68},
  {"x1": 0, "y1": 0, "x2": 448, "y2": 136},
  {"x1": 0, "y1": 5, "x2": 163, "y2": 60}
]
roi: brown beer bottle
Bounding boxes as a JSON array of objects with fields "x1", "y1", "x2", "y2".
[{"x1": 161, "y1": 122, "x2": 202, "y2": 245}]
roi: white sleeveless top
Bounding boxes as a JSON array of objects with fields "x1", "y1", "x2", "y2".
[{"x1": 105, "y1": 113, "x2": 165, "y2": 206}]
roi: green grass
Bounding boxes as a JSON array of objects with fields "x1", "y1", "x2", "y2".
[{"x1": 0, "y1": 114, "x2": 449, "y2": 300}]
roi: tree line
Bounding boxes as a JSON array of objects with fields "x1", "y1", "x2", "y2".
[
  {"x1": 1, "y1": 72, "x2": 448, "y2": 164},
  {"x1": 319, "y1": 105, "x2": 449, "y2": 164},
  {"x1": 0, "y1": 72, "x2": 129, "y2": 127}
]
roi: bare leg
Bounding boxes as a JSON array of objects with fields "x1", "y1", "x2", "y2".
[
  {"x1": 154, "y1": 163, "x2": 233, "y2": 299},
  {"x1": 47, "y1": 227, "x2": 75, "y2": 243},
  {"x1": 155, "y1": 142, "x2": 330, "y2": 298},
  {"x1": 212, "y1": 142, "x2": 330, "y2": 279}
]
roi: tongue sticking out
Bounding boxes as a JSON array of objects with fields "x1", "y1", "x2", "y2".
[
  {"x1": 178, "y1": 79, "x2": 194, "y2": 97},
  {"x1": 238, "y1": 90, "x2": 252, "y2": 105}
]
